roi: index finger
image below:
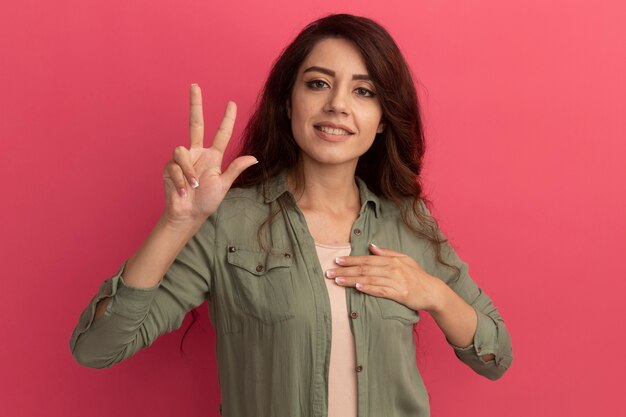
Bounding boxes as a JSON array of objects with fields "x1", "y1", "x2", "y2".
[
  {"x1": 211, "y1": 101, "x2": 237, "y2": 153},
  {"x1": 190, "y1": 84, "x2": 204, "y2": 148},
  {"x1": 335, "y1": 255, "x2": 390, "y2": 266}
]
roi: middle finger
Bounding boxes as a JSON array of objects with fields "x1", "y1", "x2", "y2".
[
  {"x1": 189, "y1": 84, "x2": 204, "y2": 149},
  {"x1": 325, "y1": 265, "x2": 390, "y2": 279}
]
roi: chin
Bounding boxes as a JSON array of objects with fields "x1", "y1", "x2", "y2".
[{"x1": 301, "y1": 150, "x2": 361, "y2": 167}]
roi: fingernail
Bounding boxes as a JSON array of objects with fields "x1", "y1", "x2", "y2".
[
  {"x1": 335, "y1": 277, "x2": 345, "y2": 284},
  {"x1": 254, "y1": 160, "x2": 259, "y2": 164},
  {"x1": 190, "y1": 177, "x2": 199, "y2": 188},
  {"x1": 335, "y1": 257, "x2": 346, "y2": 265},
  {"x1": 355, "y1": 282, "x2": 363, "y2": 290},
  {"x1": 191, "y1": 83, "x2": 197, "y2": 87},
  {"x1": 369, "y1": 243, "x2": 378, "y2": 248},
  {"x1": 179, "y1": 187, "x2": 188, "y2": 197},
  {"x1": 325, "y1": 270, "x2": 336, "y2": 278}
]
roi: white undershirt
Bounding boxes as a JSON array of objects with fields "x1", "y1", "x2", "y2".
[{"x1": 315, "y1": 242, "x2": 358, "y2": 417}]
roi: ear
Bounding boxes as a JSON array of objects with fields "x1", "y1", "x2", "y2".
[
  {"x1": 286, "y1": 99, "x2": 291, "y2": 119},
  {"x1": 376, "y1": 122, "x2": 385, "y2": 134}
]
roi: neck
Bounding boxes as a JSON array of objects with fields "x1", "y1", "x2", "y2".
[{"x1": 288, "y1": 159, "x2": 361, "y2": 214}]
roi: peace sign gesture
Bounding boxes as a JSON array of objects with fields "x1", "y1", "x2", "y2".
[{"x1": 162, "y1": 84, "x2": 257, "y2": 227}]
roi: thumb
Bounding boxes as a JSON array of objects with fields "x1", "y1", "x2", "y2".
[{"x1": 220, "y1": 156, "x2": 258, "y2": 188}]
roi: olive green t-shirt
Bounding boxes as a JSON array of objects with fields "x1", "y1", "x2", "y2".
[{"x1": 69, "y1": 171, "x2": 513, "y2": 417}]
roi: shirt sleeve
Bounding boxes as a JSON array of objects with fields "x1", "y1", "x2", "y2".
[
  {"x1": 69, "y1": 218, "x2": 215, "y2": 369},
  {"x1": 417, "y1": 200, "x2": 513, "y2": 381}
]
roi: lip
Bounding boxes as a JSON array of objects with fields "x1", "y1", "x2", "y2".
[
  {"x1": 313, "y1": 121, "x2": 355, "y2": 134},
  {"x1": 313, "y1": 122, "x2": 355, "y2": 143},
  {"x1": 314, "y1": 127, "x2": 352, "y2": 142}
]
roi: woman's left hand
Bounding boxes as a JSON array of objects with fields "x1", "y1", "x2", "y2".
[{"x1": 324, "y1": 243, "x2": 445, "y2": 312}]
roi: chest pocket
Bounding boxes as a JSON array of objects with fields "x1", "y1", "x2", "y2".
[
  {"x1": 376, "y1": 297, "x2": 420, "y2": 326},
  {"x1": 226, "y1": 245, "x2": 295, "y2": 323}
]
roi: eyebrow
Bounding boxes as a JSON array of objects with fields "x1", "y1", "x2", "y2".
[{"x1": 303, "y1": 66, "x2": 371, "y2": 81}]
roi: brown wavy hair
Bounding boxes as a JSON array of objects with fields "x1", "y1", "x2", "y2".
[{"x1": 181, "y1": 13, "x2": 459, "y2": 353}]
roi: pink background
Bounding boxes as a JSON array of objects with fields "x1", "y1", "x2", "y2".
[{"x1": 1, "y1": 0, "x2": 624, "y2": 416}]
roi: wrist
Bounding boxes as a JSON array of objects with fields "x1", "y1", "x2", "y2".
[
  {"x1": 426, "y1": 278, "x2": 451, "y2": 315},
  {"x1": 159, "y1": 213, "x2": 204, "y2": 237}
]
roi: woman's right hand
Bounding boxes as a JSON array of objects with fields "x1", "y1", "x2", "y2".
[{"x1": 162, "y1": 84, "x2": 257, "y2": 228}]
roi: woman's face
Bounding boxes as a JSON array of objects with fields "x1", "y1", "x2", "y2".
[{"x1": 288, "y1": 37, "x2": 384, "y2": 169}]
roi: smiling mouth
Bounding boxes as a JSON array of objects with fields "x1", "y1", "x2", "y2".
[{"x1": 314, "y1": 125, "x2": 354, "y2": 135}]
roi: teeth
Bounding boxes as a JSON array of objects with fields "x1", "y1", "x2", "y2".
[{"x1": 317, "y1": 125, "x2": 351, "y2": 135}]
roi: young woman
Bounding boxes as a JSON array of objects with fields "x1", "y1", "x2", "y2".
[{"x1": 70, "y1": 13, "x2": 512, "y2": 417}]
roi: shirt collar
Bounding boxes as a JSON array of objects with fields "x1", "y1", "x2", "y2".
[{"x1": 264, "y1": 169, "x2": 382, "y2": 218}]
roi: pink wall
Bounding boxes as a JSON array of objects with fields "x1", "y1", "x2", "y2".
[{"x1": 1, "y1": 0, "x2": 624, "y2": 416}]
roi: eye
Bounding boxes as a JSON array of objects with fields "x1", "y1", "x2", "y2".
[
  {"x1": 306, "y1": 80, "x2": 329, "y2": 89},
  {"x1": 355, "y1": 87, "x2": 376, "y2": 98}
]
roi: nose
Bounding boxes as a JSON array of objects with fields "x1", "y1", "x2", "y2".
[{"x1": 323, "y1": 87, "x2": 350, "y2": 115}]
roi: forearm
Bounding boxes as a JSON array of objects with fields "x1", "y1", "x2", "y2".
[
  {"x1": 428, "y1": 281, "x2": 495, "y2": 362},
  {"x1": 123, "y1": 214, "x2": 203, "y2": 287},
  {"x1": 93, "y1": 214, "x2": 202, "y2": 320}
]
